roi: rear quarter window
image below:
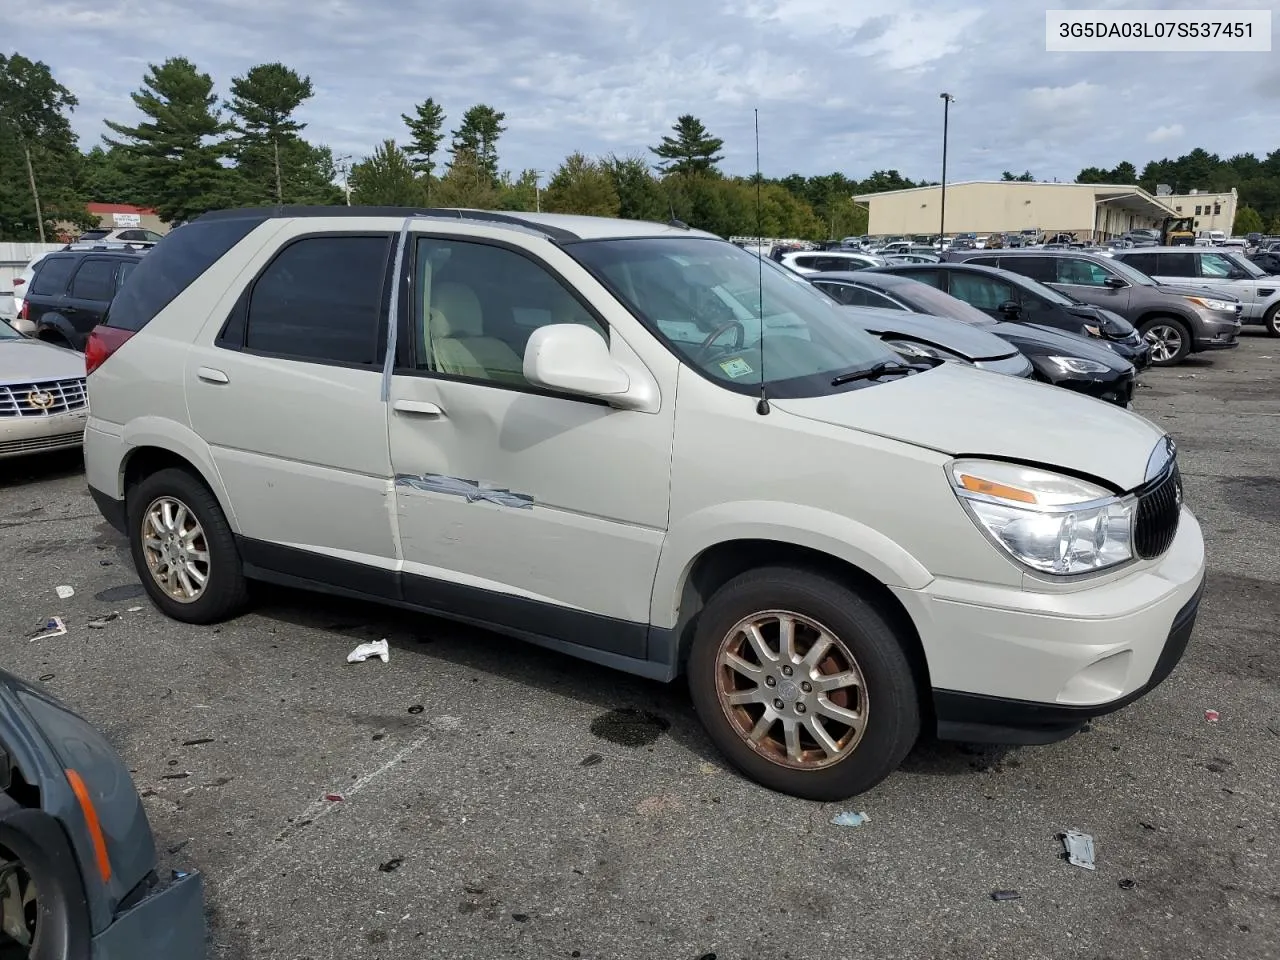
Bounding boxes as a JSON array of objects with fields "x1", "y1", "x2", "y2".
[
  {"x1": 106, "y1": 216, "x2": 266, "y2": 331},
  {"x1": 30, "y1": 257, "x2": 75, "y2": 296}
]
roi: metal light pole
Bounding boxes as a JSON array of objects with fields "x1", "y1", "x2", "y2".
[{"x1": 939, "y1": 93, "x2": 954, "y2": 241}]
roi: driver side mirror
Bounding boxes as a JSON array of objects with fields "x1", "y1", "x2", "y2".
[
  {"x1": 1104, "y1": 276, "x2": 1127, "y2": 289},
  {"x1": 524, "y1": 324, "x2": 633, "y2": 401},
  {"x1": 998, "y1": 299, "x2": 1022, "y2": 319}
]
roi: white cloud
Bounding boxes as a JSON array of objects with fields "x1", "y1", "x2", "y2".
[
  {"x1": 2, "y1": 0, "x2": 1277, "y2": 183},
  {"x1": 1146, "y1": 123, "x2": 1185, "y2": 144}
]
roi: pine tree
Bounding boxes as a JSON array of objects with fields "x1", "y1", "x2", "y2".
[
  {"x1": 402, "y1": 97, "x2": 446, "y2": 198},
  {"x1": 104, "y1": 57, "x2": 231, "y2": 223},
  {"x1": 543, "y1": 153, "x2": 619, "y2": 217},
  {"x1": 650, "y1": 115, "x2": 724, "y2": 176},
  {"x1": 226, "y1": 62, "x2": 315, "y2": 204},
  {"x1": 349, "y1": 140, "x2": 423, "y2": 206},
  {"x1": 448, "y1": 105, "x2": 506, "y2": 183}
]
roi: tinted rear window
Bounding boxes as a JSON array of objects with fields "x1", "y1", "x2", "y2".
[
  {"x1": 30, "y1": 256, "x2": 75, "y2": 296},
  {"x1": 106, "y1": 216, "x2": 265, "y2": 331},
  {"x1": 999, "y1": 256, "x2": 1056, "y2": 283}
]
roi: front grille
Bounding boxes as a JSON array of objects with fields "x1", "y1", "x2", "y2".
[
  {"x1": 1134, "y1": 463, "x2": 1182, "y2": 559},
  {"x1": 0, "y1": 431, "x2": 84, "y2": 456},
  {"x1": 0, "y1": 378, "x2": 88, "y2": 419}
]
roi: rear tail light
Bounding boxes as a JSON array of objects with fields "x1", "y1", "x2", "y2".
[
  {"x1": 18, "y1": 299, "x2": 28, "y2": 321},
  {"x1": 85, "y1": 326, "x2": 134, "y2": 375},
  {"x1": 13, "y1": 277, "x2": 24, "y2": 288}
]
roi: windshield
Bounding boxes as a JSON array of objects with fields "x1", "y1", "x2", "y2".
[
  {"x1": 1228, "y1": 254, "x2": 1266, "y2": 278},
  {"x1": 568, "y1": 236, "x2": 898, "y2": 398},
  {"x1": 0, "y1": 319, "x2": 22, "y2": 339},
  {"x1": 1105, "y1": 257, "x2": 1158, "y2": 286},
  {"x1": 887, "y1": 280, "x2": 998, "y2": 327}
]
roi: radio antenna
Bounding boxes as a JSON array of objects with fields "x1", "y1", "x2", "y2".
[{"x1": 754, "y1": 107, "x2": 770, "y2": 415}]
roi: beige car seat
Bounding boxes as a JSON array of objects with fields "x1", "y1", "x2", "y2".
[{"x1": 427, "y1": 282, "x2": 525, "y2": 385}]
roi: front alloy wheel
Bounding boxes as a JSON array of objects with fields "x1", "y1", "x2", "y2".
[
  {"x1": 1143, "y1": 321, "x2": 1188, "y2": 365},
  {"x1": 716, "y1": 611, "x2": 868, "y2": 769},
  {"x1": 688, "y1": 566, "x2": 920, "y2": 800}
]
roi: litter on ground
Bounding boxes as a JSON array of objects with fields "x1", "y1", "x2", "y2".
[
  {"x1": 347, "y1": 639, "x2": 389, "y2": 663},
  {"x1": 30, "y1": 617, "x2": 67, "y2": 641},
  {"x1": 1205, "y1": 709, "x2": 1220, "y2": 723},
  {"x1": 55, "y1": 585, "x2": 75, "y2": 600},
  {"x1": 1060, "y1": 830, "x2": 1096, "y2": 870},
  {"x1": 831, "y1": 811, "x2": 870, "y2": 828}
]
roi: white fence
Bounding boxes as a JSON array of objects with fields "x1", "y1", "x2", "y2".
[{"x1": 0, "y1": 242, "x2": 62, "y2": 318}]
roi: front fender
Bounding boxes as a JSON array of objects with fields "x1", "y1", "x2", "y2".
[
  {"x1": 650, "y1": 501, "x2": 935, "y2": 628},
  {"x1": 118, "y1": 417, "x2": 240, "y2": 532}
]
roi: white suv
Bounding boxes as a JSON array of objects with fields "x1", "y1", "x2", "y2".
[{"x1": 83, "y1": 208, "x2": 1206, "y2": 799}]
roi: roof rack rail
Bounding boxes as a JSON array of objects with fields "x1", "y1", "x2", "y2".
[{"x1": 192, "y1": 205, "x2": 580, "y2": 242}]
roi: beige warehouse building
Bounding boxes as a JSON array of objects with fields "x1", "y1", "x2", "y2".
[{"x1": 853, "y1": 181, "x2": 1179, "y2": 241}]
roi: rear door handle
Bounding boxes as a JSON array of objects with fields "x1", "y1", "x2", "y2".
[
  {"x1": 197, "y1": 366, "x2": 230, "y2": 384},
  {"x1": 393, "y1": 399, "x2": 444, "y2": 417}
]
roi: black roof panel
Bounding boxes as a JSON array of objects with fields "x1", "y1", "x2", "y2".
[{"x1": 191, "y1": 206, "x2": 579, "y2": 242}]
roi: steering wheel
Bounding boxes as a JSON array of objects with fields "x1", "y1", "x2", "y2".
[{"x1": 694, "y1": 320, "x2": 746, "y2": 361}]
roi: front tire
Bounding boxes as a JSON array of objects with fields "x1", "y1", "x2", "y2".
[
  {"x1": 687, "y1": 566, "x2": 921, "y2": 800},
  {"x1": 1140, "y1": 317, "x2": 1192, "y2": 366},
  {"x1": 1264, "y1": 302, "x2": 1280, "y2": 338},
  {"x1": 126, "y1": 467, "x2": 248, "y2": 623}
]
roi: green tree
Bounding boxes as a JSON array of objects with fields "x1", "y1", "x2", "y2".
[
  {"x1": 650, "y1": 114, "x2": 724, "y2": 176},
  {"x1": 1001, "y1": 170, "x2": 1035, "y2": 182},
  {"x1": 542, "y1": 153, "x2": 619, "y2": 217},
  {"x1": 604, "y1": 154, "x2": 667, "y2": 221},
  {"x1": 104, "y1": 57, "x2": 231, "y2": 223},
  {"x1": 434, "y1": 148, "x2": 499, "y2": 208},
  {"x1": 1270, "y1": 215, "x2": 1280, "y2": 235},
  {"x1": 349, "y1": 139, "x2": 423, "y2": 206},
  {"x1": 1233, "y1": 205, "x2": 1264, "y2": 235},
  {"x1": 226, "y1": 62, "x2": 314, "y2": 204},
  {"x1": 0, "y1": 53, "x2": 80, "y2": 241},
  {"x1": 449, "y1": 104, "x2": 506, "y2": 183},
  {"x1": 78, "y1": 146, "x2": 142, "y2": 204},
  {"x1": 402, "y1": 97, "x2": 446, "y2": 198},
  {"x1": 497, "y1": 169, "x2": 538, "y2": 211}
]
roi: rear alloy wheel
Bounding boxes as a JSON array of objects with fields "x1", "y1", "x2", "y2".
[
  {"x1": 1141, "y1": 317, "x2": 1191, "y2": 366},
  {"x1": 127, "y1": 468, "x2": 248, "y2": 623},
  {"x1": 687, "y1": 567, "x2": 920, "y2": 800},
  {"x1": 1264, "y1": 303, "x2": 1280, "y2": 338}
]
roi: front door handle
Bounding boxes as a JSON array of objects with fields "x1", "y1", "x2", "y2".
[
  {"x1": 393, "y1": 399, "x2": 444, "y2": 417},
  {"x1": 197, "y1": 366, "x2": 230, "y2": 384}
]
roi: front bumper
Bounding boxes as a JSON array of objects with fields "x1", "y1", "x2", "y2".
[
  {"x1": 892, "y1": 507, "x2": 1206, "y2": 744},
  {"x1": 1051, "y1": 368, "x2": 1134, "y2": 406},
  {"x1": 1192, "y1": 312, "x2": 1242, "y2": 351},
  {"x1": 0, "y1": 408, "x2": 87, "y2": 460},
  {"x1": 90, "y1": 870, "x2": 206, "y2": 959}
]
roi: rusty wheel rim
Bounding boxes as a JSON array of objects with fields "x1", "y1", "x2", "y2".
[{"x1": 715, "y1": 610, "x2": 868, "y2": 770}]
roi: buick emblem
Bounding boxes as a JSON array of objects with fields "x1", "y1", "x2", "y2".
[{"x1": 25, "y1": 390, "x2": 55, "y2": 411}]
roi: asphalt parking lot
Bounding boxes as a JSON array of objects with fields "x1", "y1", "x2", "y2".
[{"x1": 2, "y1": 336, "x2": 1278, "y2": 960}]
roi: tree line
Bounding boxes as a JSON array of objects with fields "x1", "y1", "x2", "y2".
[{"x1": 4, "y1": 51, "x2": 1280, "y2": 243}]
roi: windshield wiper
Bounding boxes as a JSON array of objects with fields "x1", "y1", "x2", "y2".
[{"x1": 830, "y1": 360, "x2": 915, "y2": 386}]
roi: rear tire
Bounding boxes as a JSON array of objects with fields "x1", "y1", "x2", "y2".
[
  {"x1": 1264, "y1": 302, "x2": 1280, "y2": 338},
  {"x1": 126, "y1": 468, "x2": 248, "y2": 624},
  {"x1": 686, "y1": 566, "x2": 920, "y2": 800},
  {"x1": 1140, "y1": 317, "x2": 1191, "y2": 366}
]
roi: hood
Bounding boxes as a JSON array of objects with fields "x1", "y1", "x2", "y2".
[
  {"x1": 989, "y1": 322, "x2": 1133, "y2": 369},
  {"x1": 840, "y1": 306, "x2": 1019, "y2": 361},
  {"x1": 773, "y1": 362, "x2": 1163, "y2": 490},
  {"x1": 0, "y1": 337, "x2": 87, "y2": 384},
  {"x1": 1151, "y1": 282, "x2": 1242, "y2": 303},
  {"x1": 1063, "y1": 304, "x2": 1135, "y2": 337}
]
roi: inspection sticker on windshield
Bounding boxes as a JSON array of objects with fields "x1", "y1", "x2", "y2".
[{"x1": 719, "y1": 357, "x2": 754, "y2": 378}]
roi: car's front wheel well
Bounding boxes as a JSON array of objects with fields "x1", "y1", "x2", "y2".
[{"x1": 674, "y1": 539, "x2": 932, "y2": 711}]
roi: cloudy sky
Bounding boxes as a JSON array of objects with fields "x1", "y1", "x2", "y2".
[{"x1": 7, "y1": 0, "x2": 1278, "y2": 183}]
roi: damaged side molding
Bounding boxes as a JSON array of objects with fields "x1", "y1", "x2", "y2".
[{"x1": 395, "y1": 473, "x2": 534, "y2": 509}]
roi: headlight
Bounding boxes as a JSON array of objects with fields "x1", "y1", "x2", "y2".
[
  {"x1": 882, "y1": 339, "x2": 967, "y2": 363},
  {"x1": 950, "y1": 459, "x2": 1134, "y2": 575},
  {"x1": 1046, "y1": 355, "x2": 1111, "y2": 375},
  {"x1": 1184, "y1": 296, "x2": 1234, "y2": 312}
]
